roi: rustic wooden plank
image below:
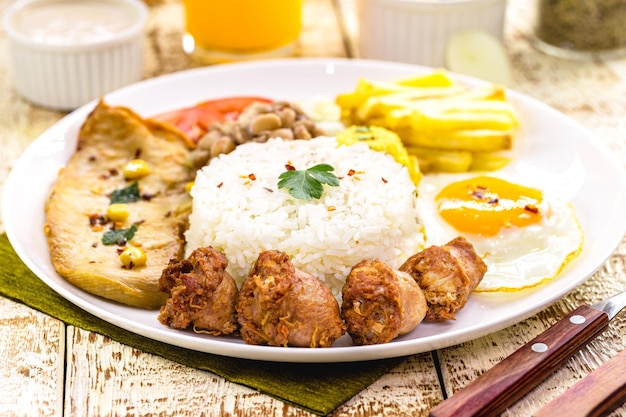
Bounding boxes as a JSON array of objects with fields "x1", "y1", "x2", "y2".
[
  {"x1": 435, "y1": 253, "x2": 626, "y2": 416},
  {"x1": 0, "y1": 3, "x2": 68, "y2": 415},
  {"x1": 433, "y1": 1, "x2": 626, "y2": 415},
  {"x1": 299, "y1": 0, "x2": 348, "y2": 58},
  {"x1": 0, "y1": 297, "x2": 65, "y2": 417},
  {"x1": 334, "y1": 0, "x2": 358, "y2": 57},
  {"x1": 65, "y1": 327, "x2": 306, "y2": 417},
  {"x1": 438, "y1": 270, "x2": 626, "y2": 417},
  {"x1": 0, "y1": 3, "x2": 68, "y2": 409},
  {"x1": 431, "y1": 306, "x2": 612, "y2": 417},
  {"x1": 533, "y1": 347, "x2": 626, "y2": 417},
  {"x1": 65, "y1": 326, "x2": 441, "y2": 417},
  {"x1": 333, "y1": 353, "x2": 443, "y2": 416}
]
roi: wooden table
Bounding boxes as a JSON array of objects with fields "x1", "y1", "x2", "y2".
[{"x1": 2, "y1": 1, "x2": 626, "y2": 415}]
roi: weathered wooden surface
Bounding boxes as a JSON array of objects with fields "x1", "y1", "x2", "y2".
[
  {"x1": 0, "y1": 297, "x2": 64, "y2": 417},
  {"x1": 435, "y1": 3, "x2": 626, "y2": 416},
  {"x1": 1, "y1": 0, "x2": 626, "y2": 416}
]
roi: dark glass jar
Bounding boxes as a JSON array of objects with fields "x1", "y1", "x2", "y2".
[{"x1": 532, "y1": 0, "x2": 626, "y2": 59}]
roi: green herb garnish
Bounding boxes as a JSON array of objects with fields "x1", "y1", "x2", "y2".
[
  {"x1": 110, "y1": 181, "x2": 141, "y2": 204},
  {"x1": 278, "y1": 164, "x2": 340, "y2": 200},
  {"x1": 102, "y1": 224, "x2": 138, "y2": 246},
  {"x1": 355, "y1": 126, "x2": 373, "y2": 141}
]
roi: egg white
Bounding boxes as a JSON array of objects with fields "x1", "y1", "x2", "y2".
[{"x1": 416, "y1": 172, "x2": 584, "y2": 291}]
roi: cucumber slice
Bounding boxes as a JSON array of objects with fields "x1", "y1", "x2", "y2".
[{"x1": 445, "y1": 30, "x2": 511, "y2": 85}]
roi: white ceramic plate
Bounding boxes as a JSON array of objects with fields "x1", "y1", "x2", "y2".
[{"x1": 5, "y1": 58, "x2": 626, "y2": 362}]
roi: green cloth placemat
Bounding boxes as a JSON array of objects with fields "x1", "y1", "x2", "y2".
[{"x1": 0, "y1": 233, "x2": 405, "y2": 415}]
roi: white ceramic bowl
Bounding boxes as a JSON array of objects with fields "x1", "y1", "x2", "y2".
[
  {"x1": 3, "y1": 0, "x2": 148, "y2": 110},
  {"x1": 357, "y1": 0, "x2": 508, "y2": 68}
]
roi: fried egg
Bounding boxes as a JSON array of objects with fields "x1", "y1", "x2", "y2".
[{"x1": 417, "y1": 172, "x2": 584, "y2": 291}]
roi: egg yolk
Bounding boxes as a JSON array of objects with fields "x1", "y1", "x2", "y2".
[{"x1": 436, "y1": 176, "x2": 543, "y2": 236}]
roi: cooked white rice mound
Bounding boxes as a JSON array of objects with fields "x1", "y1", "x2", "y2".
[{"x1": 185, "y1": 136, "x2": 424, "y2": 297}]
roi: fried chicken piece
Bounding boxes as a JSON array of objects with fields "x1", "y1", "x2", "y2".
[
  {"x1": 158, "y1": 246, "x2": 239, "y2": 335},
  {"x1": 341, "y1": 259, "x2": 427, "y2": 345},
  {"x1": 236, "y1": 250, "x2": 346, "y2": 347},
  {"x1": 399, "y1": 236, "x2": 487, "y2": 322}
]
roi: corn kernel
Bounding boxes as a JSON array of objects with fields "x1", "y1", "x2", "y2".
[
  {"x1": 185, "y1": 181, "x2": 194, "y2": 194},
  {"x1": 123, "y1": 159, "x2": 150, "y2": 180},
  {"x1": 119, "y1": 246, "x2": 147, "y2": 268},
  {"x1": 107, "y1": 203, "x2": 129, "y2": 222}
]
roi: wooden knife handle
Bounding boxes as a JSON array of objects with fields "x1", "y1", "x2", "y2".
[
  {"x1": 429, "y1": 305, "x2": 610, "y2": 417},
  {"x1": 533, "y1": 348, "x2": 626, "y2": 417}
]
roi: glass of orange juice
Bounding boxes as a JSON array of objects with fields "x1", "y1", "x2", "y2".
[{"x1": 182, "y1": 0, "x2": 303, "y2": 64}]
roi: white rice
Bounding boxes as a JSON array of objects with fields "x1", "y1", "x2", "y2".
[{"x1": 185, "y1": 136, "x2": 424, "y2": 298}]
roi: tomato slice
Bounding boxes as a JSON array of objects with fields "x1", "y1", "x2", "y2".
[{"x1": 154, "y1": 96, "x2": 272, "y2": 143}]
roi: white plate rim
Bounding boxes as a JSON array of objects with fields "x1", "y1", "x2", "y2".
[{"x1": 4, "y1": 57, "x2": 626, "y2": 362}]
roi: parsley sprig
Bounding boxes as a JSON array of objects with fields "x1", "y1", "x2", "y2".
[
  {"x1": 110, "y1": 181, "x2": 141, "y2": 204},
  {"x1": 102, "y1": 225, "x2": 138, "y2": 246},
  {"x1": 278, "y1": 164, "x2": 340, "y2": 200}
]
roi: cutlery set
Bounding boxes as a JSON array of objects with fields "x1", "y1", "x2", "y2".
[{"x1": 430, "y1": 289, "x2": 626, "y2": 417}]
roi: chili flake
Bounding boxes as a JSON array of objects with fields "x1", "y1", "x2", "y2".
[{"x1": 524, "y1": 205, "x2": 540, "y2": 214}]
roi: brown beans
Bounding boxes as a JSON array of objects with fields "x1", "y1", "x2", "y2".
[
  {"x1": 210, "y1": 135, "x2": 236, "y2": 157},
  {"x1": 278, "y1": 107, "x2": 297, "y2": 127},
  {"x1": 271, "y1": 128, "x2": 295, "y2": 140},
  {"x1": 190, "y1": 101, "x2": 326, "y2": 169},
  {"x1": 249, "y1": 113, "x2": 282, "y2": 135}
]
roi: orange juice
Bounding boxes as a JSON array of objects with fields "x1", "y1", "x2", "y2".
[{"x1": 183, "y1": 0, "x2": 302, "y2": 62}]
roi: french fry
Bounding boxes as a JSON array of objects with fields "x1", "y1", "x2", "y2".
[
  {"x1": 394, "y1": 71, "x2": 456, "y2": 87},
  {"x1": 407, "y1": 146, "x2": 473, "y2": 173},
  {"x1": 355, "y1": 85, "x2": 466, "y2": 122},
  {"x1": 335, "y1": 71, "x2": 521, "y2": 174},
  {"x1": 469, "y1": 152, "x2": 512, "y2": 171},
  {"x1": 356, "y1": 71, "x2": 455, "y2": 95},
  {"x1": 397, "y1": 128, "x2": 513, "y2": 152},
  {"x1": 409, "y1": 100, "x2": 519, "y2": 131},
  {"x1": 336, "y1": 72, "x2": 453, "y2": 108},
  {"x1": 335, "y1": 71, "x2": 457, "y2": 124},
  {"x1": 362, "y1": 116, "x2": 387, "y2": 128},
  {"x1": 385, "y1": 88, "x2": 516, "y2": 130},
  {"x1": 407, "y1": 146, "x2": 512, "y2": 173}
]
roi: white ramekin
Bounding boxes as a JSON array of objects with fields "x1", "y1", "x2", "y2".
[
  {"x1": 3, "y1": 0, "x2": 148, "y2": 111},
  {"x1": 357, "y1": 0, "x2": 508, "y2": 68}
]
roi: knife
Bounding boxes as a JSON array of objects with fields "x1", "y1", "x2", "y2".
[
  {"x1": 428, "y1": 290, "x2": 626, "y2": 417},
  {"x1": 533, "y1": 346, "x2": 626, "y2": 417}
]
